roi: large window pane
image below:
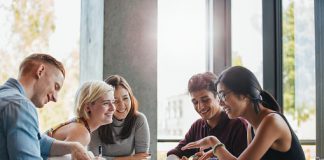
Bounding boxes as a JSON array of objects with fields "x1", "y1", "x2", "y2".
[
  {"x1": 282, "y1": 0, "x2": 315, "y2": 159},
  {"x1": 231, "y1": 0, "x2": 263, "y2": 82},
  {"x1": 157, "y1": 0, "x2": 207, "y2": 158},
  {"x1": 0, "y1": 0, "x2": 80, "y2": 132}
]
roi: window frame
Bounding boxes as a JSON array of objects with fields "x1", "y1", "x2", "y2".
[
  {"x1": 158, "y1": 0, "x2": 323, "y2": 158},
  {"x1": 264, "y1": 0, "x2": 321, "y2": 157},
  {"x1": 262, "y1": 0, "x2": 283, "y2": 108},
  {"x1": 315, "y1": 0, "x2": 324, "y2": 158}
]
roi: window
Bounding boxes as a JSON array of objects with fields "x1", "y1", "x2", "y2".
[
  {"x1": 231, "y1": 0, "x2": 263, "y2": 82},
  {"x1": 282, "y1": 0, "x2": 315, "y2": 159},
  {"x1": 157, "y1": 0, "x2": 207, "y2": 159},
  {"x1": 0, "y1": 0, "x2": 80, "y2": 132}
]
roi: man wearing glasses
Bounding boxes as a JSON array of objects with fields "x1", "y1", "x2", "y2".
[{"x1": 167, "y1": 72, "x2": 247, "y2": 160}]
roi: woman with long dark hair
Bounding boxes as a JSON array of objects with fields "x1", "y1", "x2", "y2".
[
  {"x1": 182, "y1": 66, "x2": 305, "y2": 160},
  {"x1": 88, "y1": 75, "x2": 150, "y2": 160}
]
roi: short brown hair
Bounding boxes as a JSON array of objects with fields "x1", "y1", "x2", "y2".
[
  {"x1": 188, "y1": 72, "x2": 218, "y2": 96},
  {"x1": 19, "y1": 53, "x2": 65, "y2": 77}
]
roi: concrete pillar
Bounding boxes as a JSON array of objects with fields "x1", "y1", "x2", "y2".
[
  {"x1": 103, "y1": 1, "x2": 157, "y2": 159},
  {"x1": 80, "y1": 0, "x2": 104, "y2": 83},
  {"x1": 81, "y1": 0, "x2": 157, "y2": 159}
]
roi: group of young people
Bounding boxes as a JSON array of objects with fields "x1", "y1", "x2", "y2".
[
  {"x1": 0, "y1": 53, "x2": 306, "y2": 160},
  {"x1": 167, "y1": 68, "x2": 306, "y2": 160},
  {"x1": 0, "y1": 54, "x2": 150, "y2": 160}
]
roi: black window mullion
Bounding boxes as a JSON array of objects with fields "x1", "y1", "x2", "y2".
[
  {"x1": 262, "y1": 0, "x2": 283, "y2": 110},
  {"x1": 315, "y1": 0, "x2": 324, "y2": 158},
  {"x1": 212, "y1": 0, "x2": 231, "y2": 74}
]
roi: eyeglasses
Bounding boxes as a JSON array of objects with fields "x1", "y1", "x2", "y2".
[{"x1": 217, "y1": 90, "x2": 232, "y2": 102}]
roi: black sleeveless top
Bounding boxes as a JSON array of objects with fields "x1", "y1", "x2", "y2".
[{"x1": 251, "y1": 112, "x2": 306, "y2": 160}]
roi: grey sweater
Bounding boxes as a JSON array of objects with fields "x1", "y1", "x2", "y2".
[{"x1": 88, "y1": 112, "x2": 150, "y2": 159}]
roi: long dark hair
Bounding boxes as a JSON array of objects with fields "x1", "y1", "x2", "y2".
[
  {"x1": 216, "y1": 66, "x2": 281, "y2": 113},
  {"x1": 98, "y1": 75, "x2": 138, "y2": 144}
]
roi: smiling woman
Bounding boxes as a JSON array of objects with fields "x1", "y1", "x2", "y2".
[
  {"x1": 88, "y1": 75, "x2": 151, "y2": 160},
  {"x1": 113, "y1": 85, "x2": 132, "y2": 120},
  {"x1": 45, "y1": 81, "x2": 115, "y2": 146}
]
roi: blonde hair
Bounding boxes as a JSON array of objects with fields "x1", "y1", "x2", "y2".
[{"x1": 74, "y1": 80, "x2": 114, "y2": 119}]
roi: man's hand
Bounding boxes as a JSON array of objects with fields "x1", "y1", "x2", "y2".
[
  {"x1": 87, "y1": 152, "x2": 105, "y2": 160},
  {"x1": 180, "y1": 156, "x2": 188, "y2": 160},
  {"x1": 166, "y1": 154, "x2": 180, "y2": 160},
  {"x1": 70, "y1": 142, "x2": 92, "y2": 160},
  {"x1": 50, "y1": 140, "x2": 91, "y2": 160},
  {"x1": 193, "y1": 150, "x2": 204, "y2": 160}
]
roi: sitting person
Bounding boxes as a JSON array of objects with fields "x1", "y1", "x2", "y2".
[
  {"x1": 0, "y1": 53, "x2": 91, "y2": 160},
  {"x1": 88, "y1": 75, "x2": 150, "y2": 160},
  {"x1": 46, "y1": 80, "x2": 116, "y2": 147},
  {"x1": 167, "y1": 72, "x2": 247, "y2": 160},
  {"x1": 182, "y1": 66, "x2": 306, "y2": 160}
]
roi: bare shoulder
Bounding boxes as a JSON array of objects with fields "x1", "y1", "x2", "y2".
[
  {"x1": 258, "y1": 113, "x2": 289, "y2": 136},
  {"x1": 65, "y1": 123, "x2": 91, "y2": 146},
  {"x1": 240, "y1": 114, "x2": 290, "y2": 159},
  {"x1": 262, "y1": 113, "x2": 287, "y2": 127}
]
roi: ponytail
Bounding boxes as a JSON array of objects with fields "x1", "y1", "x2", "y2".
[{"x1": 260, "y1": 90, "x2": 281, "y2": 113}]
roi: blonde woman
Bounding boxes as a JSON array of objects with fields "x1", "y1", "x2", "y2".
[
  {"x1": 46, "y1": 80, "x2": 116, "y2": 147},
  {"x1": 88, "y1": 75, "x2": 150, "y2": 160}
]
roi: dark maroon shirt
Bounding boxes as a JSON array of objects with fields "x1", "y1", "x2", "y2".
[{"x1": 167, "y1": 111, "x2": 248, "y2": 158}]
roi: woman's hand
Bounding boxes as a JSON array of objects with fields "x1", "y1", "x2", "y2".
[
  {"x1": 181, "y1": 136, "x2": 219, "y2": 151},
  {"x1": 196, "y1": 150, "x2": 213, "y2": 160}
]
